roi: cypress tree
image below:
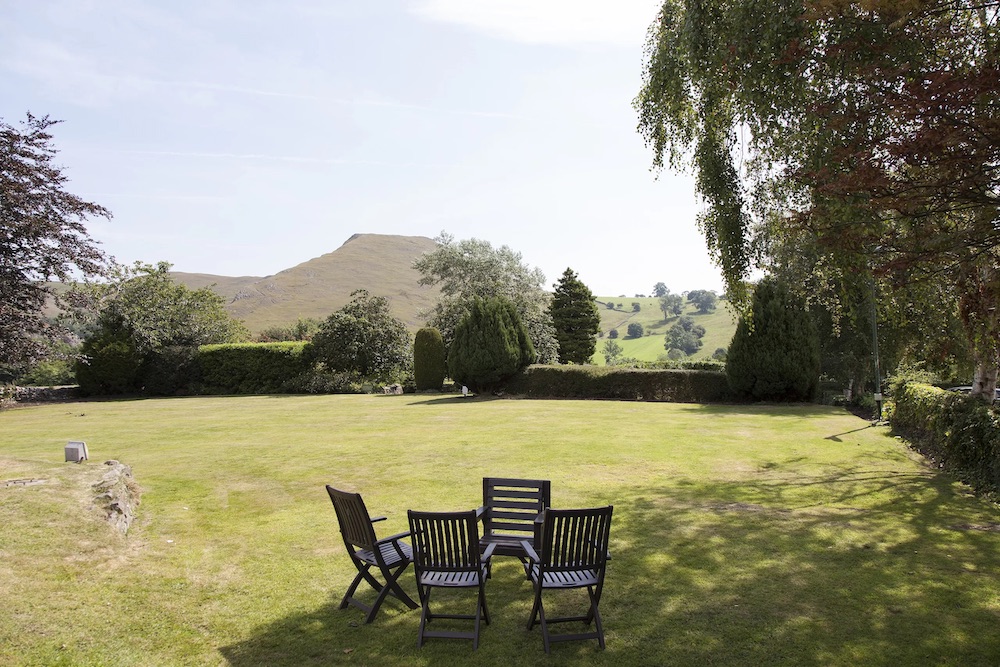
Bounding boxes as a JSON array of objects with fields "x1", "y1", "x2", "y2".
[
  {"x1": 413, "y1": 327, "x2": 447, "y2": 391},
  {"x1": 727, "y1": 278, "x2": 820, "y2": 401},
  {"x1": 548, "y1": 268, "x2": 601, "y2": 364},
  {"x1": 448, "y1": 296, "x2": 533, "y2": 393}
]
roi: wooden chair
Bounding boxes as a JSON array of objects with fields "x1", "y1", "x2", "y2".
[
  {"x1": 325, "y1": 485, "x2": 419, "y2": 623},
  {"x1": 478, "y1": 477, "x2": 550, "y2": 576},
  {"x1": 522, "y1": 505, "x2": 614, "y2": 653},
  {"x1": 407, "y1": 509, "x2": 496, "y2": 650}
]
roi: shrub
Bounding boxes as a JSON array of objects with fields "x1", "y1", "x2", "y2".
[
  {"x1": 609, "y1": 329, "x2": 619, "y2": 339},
  {"x1": 448, "y1": 296, "x2": 534, "y2": 393},
  {"x1": 506, "y1": 365, "x2": 732, "y2": 403},
  {"x1": 199, "y1": 342, "x2": 310, "y2": 394},
  {"x1": 727, "y1": 278, "x2": 820, "y2": 401},
  {"x1": 893, "y1": 382, "x2": 1000, "y2": 494},
  {"x1": 140, "y1": 346, "x2": 202, "y2": 396},
  {"x1": 75, "y1": 333, "x2": 142, "y2": 396},
  {"x1": 413, "y1": 327, "x2": 447, "y2": 391},
  {"x1": 310, "y1": 290, "x2": 412, "y2": 384}
]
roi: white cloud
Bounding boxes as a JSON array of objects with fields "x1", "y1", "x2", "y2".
[{"x1": 411, "y1": 0, "x2": 661, "y2": 47}]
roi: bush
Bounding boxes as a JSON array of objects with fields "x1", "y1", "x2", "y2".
[
  {"x1": 627, "y1": 322, "x2": 644, "y2": 338},
  {"x1": 505, "y1": 365, "x2": 732, "y2": 402},
  {"x1": 413, "y1": 327, "x2": 447, "y2": 391},
  {"x1": 448, "y1": 296, "x2": 534, "y2": 393},
  {"x1": 199, "y1": 342, "x2": 310, "y2": 394},
  {"x1": 310, "y1": 290, "x2": 412, "y2": 385},
  {"x1": 893, "y1": 382, "x2": 1000, "y2": 494},
  {"x1": 140, "y1": 346, "x2": 201, "y2": 396},
  {"x1": 609, "y1": 329, "x2": 619, "y2": 339},
  {"x1": 727, "y1": 278, "x2": 820, "y2": 401},
  {"x1": 75, "y1": 333, "x2": 142, "y2": 396}
]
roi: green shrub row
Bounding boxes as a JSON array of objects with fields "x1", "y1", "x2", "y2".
[
  {"x1": 506, "y1": 365, "x2": 732, "y2": 402},
  {"x1": 892, "y1": 382, "x2": 1000, "y2": 494},
  {"x1": 198, "y1": 342, "x2": 311, "y2": 394}
]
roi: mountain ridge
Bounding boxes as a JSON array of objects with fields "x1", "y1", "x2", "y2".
[{"x1": 170, "y1": 233, "x2": 440, "y2": 333}]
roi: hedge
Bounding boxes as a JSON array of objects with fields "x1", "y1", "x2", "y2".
[
  {"x1": 505, "y1": 365, "x2": 732, "y2": 403},
  {"x1": 198, "y1": 342, "x2": 311, "y2": 394},
  {"x1": 892, "y1": 382, "x2": 1000, "y2": 495}
]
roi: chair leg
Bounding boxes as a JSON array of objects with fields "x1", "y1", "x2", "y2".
[
  {"x1": 382, "y1": 563, "x2": 419, "y2": 609},
  {"x1": 527, "y1": 584, "x2": 542, "y2": 630},
  {"x1": 416, "y1": 584, "x2": 430, "y2": 647},
  {"x1": 538, "y1": 596, "x2": 552, "y2": 654},
  {"x1": 588, "y1": 586, "x2": 605, "y2": 649},
  {"x1": 473, "y1": 589, "x2": 482, "y2": 650},
  {"x1": 340, "y1": 569, "x2": 367, "y2": 610}
]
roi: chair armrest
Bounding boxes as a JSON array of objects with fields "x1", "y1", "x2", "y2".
[
  {"x1": 375, "y1": 531, "x2": 411, "y2": 546},
  {"x1": 520, "y1": 540, "x2": 540, "y2": 563},
  {"x1": 475, "y1": 506, "x2": 485, "y2": 519},
  {"x1": 370, "y1": 515, "x2": 388, "y2": 523},
  {"x1": 481, "y1": 542, "x2": 497, "y2": 561}
]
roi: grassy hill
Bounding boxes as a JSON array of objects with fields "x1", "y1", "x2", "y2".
[
  {"x1": 171, "y1": 234, "x2": 441, "y2": 334},
  {"x1": 168, "y1": 233, "x2": 736, "y2": 358},
  {"x1": 591, "y1": 296, "x2": 738, "y2": 364}
]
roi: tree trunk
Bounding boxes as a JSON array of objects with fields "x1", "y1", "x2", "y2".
[{"x1": 971, "y1": 359, "x2": 998, "y2": 402}]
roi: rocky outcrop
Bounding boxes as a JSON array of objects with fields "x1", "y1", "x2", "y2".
[{"x1": 92, "y1": 461, "x2": 140, "y2": 534}]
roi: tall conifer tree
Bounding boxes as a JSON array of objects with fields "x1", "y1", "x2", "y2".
[{"x1": 548, "y1": 268, "x2": 600, "y2": 364}]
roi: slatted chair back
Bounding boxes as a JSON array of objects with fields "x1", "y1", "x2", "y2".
[
  {"x1": 326, "y1": 486, "x2": 378, "y2": 552},
  {"x1": 539, "y1": 506, "x2": 613, "y2": 574},
  {"x1": 408, "y1": 509, "x2": 482, "y2": 573},
  {"x1": 482, "y1": 477, "x2": 551, "y2": 541}
]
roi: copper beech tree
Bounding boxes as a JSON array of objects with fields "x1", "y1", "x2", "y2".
[
  {"x1": 0, "y1": 115, "x2": 111, "y2": 372},
  {"x1": 637, "y1": 0, "x2": 1000, "y2": 398}
]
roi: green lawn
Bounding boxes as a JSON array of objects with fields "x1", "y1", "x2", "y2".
[{"x1": 2, "y1": 395, "x2": 999, "y2": 666}]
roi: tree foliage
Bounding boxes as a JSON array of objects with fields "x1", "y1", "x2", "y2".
[
  {"x1": 627, "y1": 322, "x2": 645, "y2": 338},
  {"x1": 658, "y1": 292, "x2": 684, "y2": 320},
  {"x1": 602, "y1": 339, "x2": 624, "y2": 365},
  {"x1": 664, "y1": 315, "x2": 706, "y2": 355},
  {"x1": 75, "y1": 262, "x2": 247, "y2": 394},
  {"x1": 447, "y1": 296, "x2": 534, "y2": 393},
  {"x1": 548, "y1": 268, "x2": 601, "y2": 364},
  {"x1": 653, "y1": 282, "x2": 669, "y2": 298},
  {"x1": 637, "y1": 0, "x2": 1000, "y2": 398},
  {"x1": 311, "y1": 289, "x2": 412, "y2": 384},
  {"x1": 1, "y1": 114, "x2": 111, "y2": 373},
  {"x1": 413, "y1": 232, "x2": 556, "y2": 363},
  {"x1": 687, "y1": 289, "x2": 718, "y2": 314},
  {"x1": 726, "y1": 279, "x2": 820, "y2": 401},
  {"x1": 413, "y1": 327, "x2": 447, "y2": 391}
]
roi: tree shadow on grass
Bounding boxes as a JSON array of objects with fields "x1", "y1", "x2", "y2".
[
  {"x1": 218, "y1": 559, "x2": 567, "y2": 666},
  {"x1": 221, "y1": 469, "x2": 1000, "y2": 666},
  {"x1": 614, "y1": 470, "x2": 1000, "y2": 666}
]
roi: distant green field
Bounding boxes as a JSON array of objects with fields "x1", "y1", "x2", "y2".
[{"x1": 591, "y1": 296, "x2": 738, "y2": 364}]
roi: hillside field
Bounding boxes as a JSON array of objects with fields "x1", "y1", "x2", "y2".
[{"x1": 591, "y1": 296, "x2": 738, "y2": 364}]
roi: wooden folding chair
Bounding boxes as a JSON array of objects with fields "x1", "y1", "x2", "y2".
[
  {"x1": 408, "y1": 509, "x2": 495, "y2": 650},
  {"x1": 478, "y1": 477, "x2": 550, "y2": 577},
  {"x1": 325, "y1": 485, "x2": 419, "y2": 623},
  {"x1": 523, "y1": 505, "x2": 613, "y2": 653}
]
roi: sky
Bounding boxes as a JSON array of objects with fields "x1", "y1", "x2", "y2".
[{"x1": 1, "y1": 0, "x2": 724, "y2": 297}]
